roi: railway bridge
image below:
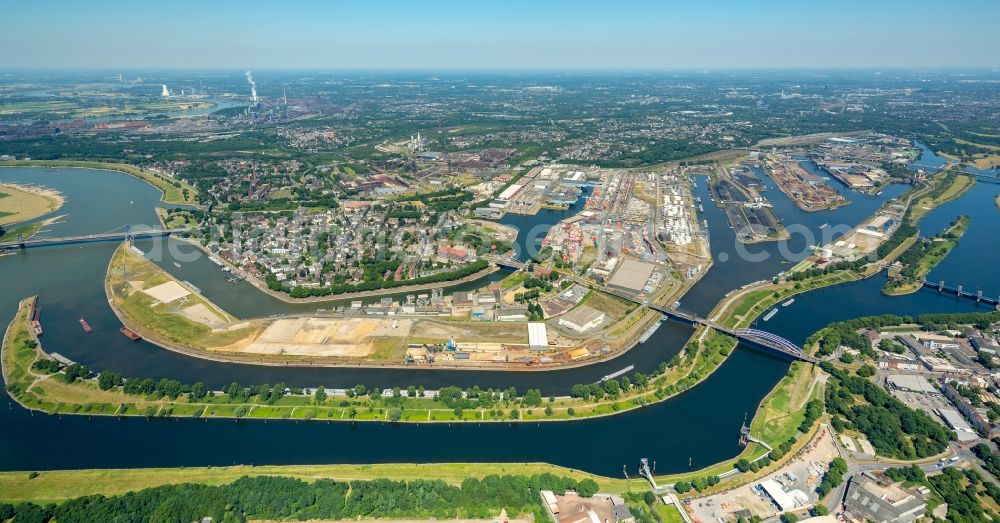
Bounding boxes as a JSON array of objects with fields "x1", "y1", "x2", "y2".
[{"x1": 601, "y1": 287, "x2": 817, "y2": 363}]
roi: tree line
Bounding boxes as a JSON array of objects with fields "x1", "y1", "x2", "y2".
[{"x1": 0, "y1": 473, "x2": 601, "y2": 523}]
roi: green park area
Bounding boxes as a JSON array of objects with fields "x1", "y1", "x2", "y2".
[{"x1": 883, "y1": 215, "x2": 970, "y2": 295}]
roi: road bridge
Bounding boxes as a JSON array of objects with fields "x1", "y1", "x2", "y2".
[
  {"x1": 483, "y1": 255, "x2": 527, "y2": 271},
  {"x1": 0, "y1": 225, "x2": 188, "y2": 251}
]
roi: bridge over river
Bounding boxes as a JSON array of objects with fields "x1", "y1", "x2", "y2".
[{"x1": 0, "y1": 225, "x2": 188, "y2": 251}]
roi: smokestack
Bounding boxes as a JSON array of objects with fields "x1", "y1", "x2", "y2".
[
  {"x1": 245, "y1": 71, "x2": 258, "y2": 104},
  {"x1": 161, "y1": 84, "x2": 170, "y2": 97}
]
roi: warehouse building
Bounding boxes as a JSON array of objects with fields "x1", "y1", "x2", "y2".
[
  {"x1": 558, "y1": 305, "x2": 606, "y2": 333},
  {"x1": 606, "y1": 258, "x2": 656, "y2": 295},
  {"x1": 759, "y1": 479, "x2": 796, "y2": 512},
  {"x1": 845, "y1": 478, "x2": 925, "y2": 523}
]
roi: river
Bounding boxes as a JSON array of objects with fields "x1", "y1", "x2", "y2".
[{"x1": 0, "y1": 146, "x2": 995, "y2": 476}]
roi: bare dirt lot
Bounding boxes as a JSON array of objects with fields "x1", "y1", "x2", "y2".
[
  {"x1": 238, "y1": 317, "x2": 414, "y2": 357},
  {"x1": 141, "y1": 280, "x2": 191, "y2": 303},
  {"x1": 214, "y1": 316, "x2": 532, "y2": 360}
]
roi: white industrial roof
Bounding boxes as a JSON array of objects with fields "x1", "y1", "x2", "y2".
[
  {"x1": 760, "y1": 479, "x2": 796, "y2": 512},
  {"x1": 528, "y1": 322, "x2": 549, "y2": 349}
]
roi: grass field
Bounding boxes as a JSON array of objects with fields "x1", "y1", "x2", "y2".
[
  {"x1": 0, "y1": 183, "x2": 62, "y2": 226},
  {"x1": 156, "y1": 207, "x2": 199, "y2": 228},
  {"x1": 0, "y1": 463, "x2": 633, "y2": 504},
  {"x1": 0, "y1": 219, "x2": 46, "y2": 242},
  {"x1": 0, "y1": 160, "x2": 198, "y2": 205},
  {"x1": 580, "y1": 289, "x2": 637, "y2": 321},
  {"x1": 909, "y1": 173, "x2": 974, "y2": 223}
]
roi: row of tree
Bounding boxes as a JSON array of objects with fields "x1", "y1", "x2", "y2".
[{"x1": 0, "y1": 473, "x2": 601, "y2": 523}]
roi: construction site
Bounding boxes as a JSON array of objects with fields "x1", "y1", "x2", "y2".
[{"x1": 107, "y1": 243, "x2": 627, "y2": 368}]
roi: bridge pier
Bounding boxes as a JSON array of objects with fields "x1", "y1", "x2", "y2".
[
  {"x1": 16, "y1": 233, "x2": 25, "y2": 249},
  {"x1": 938, "y1": 281, "x2": 945, "y2": 293},
  {"x1": 957, "y1": 284, "x2": 964, "y2": 297}
]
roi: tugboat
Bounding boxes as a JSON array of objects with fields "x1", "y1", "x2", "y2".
[{"x1": 79, "y1": 318, "x2": 93, "y2": 333}]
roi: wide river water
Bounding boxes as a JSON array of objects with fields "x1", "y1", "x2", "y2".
[{"x1": 0, "y1": 151, "x2": 997, "y2": 477}]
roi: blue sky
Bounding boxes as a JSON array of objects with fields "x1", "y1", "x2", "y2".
[{"x1": 3, "y1": 0, "x2": 998, "y2": 69}]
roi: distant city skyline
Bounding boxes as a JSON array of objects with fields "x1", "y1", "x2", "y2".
[{"x1": 3, "y1": 0, "x2": 998, "y2": 70}]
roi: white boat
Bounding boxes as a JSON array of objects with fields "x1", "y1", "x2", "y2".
[
  {"x1": 819, "y1": 223, "x2": 828, "y2": 229},
  {"x1": 173, "y1": 262, "x2": 181, "y2": 268},
  {"x1": 781, "y1": 298, "x2": 795, "y2": 307},
  {"x1": 208, "y1": 256, "x2": 224, "y2": 267},
  {"x1": 763, "y1": 308, "x2": 778, "y2": 321}
]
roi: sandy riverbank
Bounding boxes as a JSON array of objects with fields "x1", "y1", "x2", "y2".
[{"x1": 0, "y1": 182, "x2": 64, "y2": 226}]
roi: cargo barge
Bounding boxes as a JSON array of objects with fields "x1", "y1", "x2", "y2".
[
  {"x1": 638, "y1": 318, "x2": 664, "y2": 344},
  {"x1": 79, "y1": 318, "x2": 92, "y2": 333},
  {"x1": 120, "y1": 327, "x2": 141, "y2": 341},
  {"x1": 763, "y1": 308, "x2": 778, "y2": 321},
  {"x1": 601, "y1": 364, "x2": 635, "y2": 382},
  {"x1": 30, "y1": 304, "x2": 42, "y2": 336}
]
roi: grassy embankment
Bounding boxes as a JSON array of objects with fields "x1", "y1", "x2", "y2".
[
  {"x1": 0, "y1": 219, "x2": 54, "y2": 242},
  {"x1": 0, "y1": 183, "x2": 62, "y2": 226},
  {"x1": 0, "y1": 463, "x2": 629, "y2": 505},
  {"x1": 882, "y1": 215, "x2": 970, "y2": 296},
  {"x1": 653, "y1": 273, "x2": 853, "y2": 488},
  {"x1": 0, "y1": 159, "x2": 198, "y2": 205},
  {"x1": 908, "y1": 172, "x2": 974, "y2": 223}
]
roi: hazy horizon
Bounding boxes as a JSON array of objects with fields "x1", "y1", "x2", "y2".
[{"x1": 4, "y1": 0, "x2": 998, "y2": 70}]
